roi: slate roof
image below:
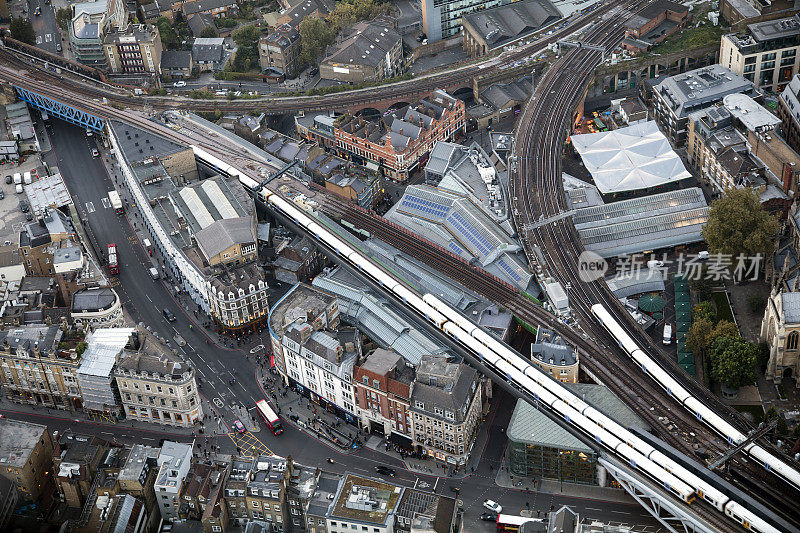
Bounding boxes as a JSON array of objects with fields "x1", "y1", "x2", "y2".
[
  {"x1": 161, "y1": 50, "x2": 193, "y2": 70},
  {"x1": 111, "y1": 120, "x2": 188, "y2": 164},
  {"x1": 182, "y1": 0, "x2": 236, "y2": 16},
  {"x1": 192, "y1": 38, "x2": 225, "y2": 63},
  {"x1": 411, "y1": 355, "x2": 477, "y2": 423},
  {"x1": 782, "y1": 291, "x2": 800, "y2": 323},
  {"x1": 187, "y1": 13, "x2": 217, "y2": 37},
  {"x1": 194, "y1": 217, "x2": 255, "y2": 260},
  {"x1": 463, "y1": 0, "x2": 561, "y2": 50},
  {"x1": 71, "y1": 287, "x2": 118, "y2": 313},
  {"x1": 322, "y1": 20, "x2": 400, "y2": 68}
]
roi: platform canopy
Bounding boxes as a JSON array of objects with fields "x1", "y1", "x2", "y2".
[{"x1": 572, "y1": 121, "x2": 692, "y2": 194}]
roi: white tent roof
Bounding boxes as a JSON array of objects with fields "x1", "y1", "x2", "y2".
[{"x1": 572, "y1": 121, "x2": 691, "y2": 194}]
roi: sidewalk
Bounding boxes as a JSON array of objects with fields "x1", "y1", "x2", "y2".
[
  {"x1": 255, "y1": 364, "x2": 493, "y2": 479},
  {"x1": 493, "y1": 453, "x2": 634, "y2": 504}
]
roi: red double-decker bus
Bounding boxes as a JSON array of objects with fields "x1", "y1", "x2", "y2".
[
  {"x1": 108, "y1": 243, "x2": 119, "y2": 275},
  {"x1": 256, "y1": 399, "x2": 283, "y2": 435}
]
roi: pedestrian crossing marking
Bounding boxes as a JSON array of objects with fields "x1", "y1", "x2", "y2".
[
  {"x1": 86, "y1": 201, "x2": 95, "y2": 213},
  {"x1": 101, "y1": 198, "x2": 111, "y2": 209}
]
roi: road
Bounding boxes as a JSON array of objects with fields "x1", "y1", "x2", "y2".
[
  {"x1": 5, "y1": 118, "x2": 661, "y2": 532},
  {"x1": 30, "y1": 0, "x2": 59, "y2": 55}
]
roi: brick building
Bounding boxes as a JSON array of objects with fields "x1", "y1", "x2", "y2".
[
  {"x1": 621, "y1": 0, "x2": 689, "y2": 54},
  {"x1": 323, "y1": 89, "x2": 466, "y2": 182},
  {"x1": 352, "y1": 348, "x2": 414, "y2": 445}
]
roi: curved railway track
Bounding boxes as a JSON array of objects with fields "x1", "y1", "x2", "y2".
[{"x1": 511, "y1": 0, "x2": 800, "y2": 527}]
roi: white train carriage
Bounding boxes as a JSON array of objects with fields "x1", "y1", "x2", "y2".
[
  {"x1": 683, "y1": 396, "x2": 741, "y2": 444},
  {"x1": 725, "y1": 501, "x2": 782, "y2": 533},
  {"x1": 394, "y1": 285, "x2": 447, "y2": 327},
  {"x1": 268, "y1": 194, "x2": 315, "y2": 228},
  {"x1": 305, "y1": 222, "x2": 355, "y2": 259},
  {"x1": 590, "y1": 304, "x2": 640, "y2": 355},
  {"x1": 347, "y1": 251, "x2": 396, "y2": 288},
  {"x1": 422, "y1": 294, "x2": 477, "y2": 334},
  {"x1": 748, "y1": 445, "x2": 800, "y2": 490},
  {"x1": 611, "y1": 441, "x2": 697, "y2": 503}
]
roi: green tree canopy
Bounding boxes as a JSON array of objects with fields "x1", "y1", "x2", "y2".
[
  {"x1": 55, "y1": 7, "x2": 72, "y2": 32},
  {"x1": 710, "y1": 335, "x2": 758, "y2": 389},
  {"x1": 692, "y1": 300, "x2": 716, "y2": 323},
  {"x1": 702, "y1": 187, "x2": 779, "y2": 262},
  {"x1": 200, "y1": 26, "x2": 218, "y2": 38},
  {"x1": 156, "y1": 17, "x2": 180, "y2": 49},
  {"x1": 230, "y1": 25, "x2": 261, "y2": 72},
  {"x1": 298, "y1": 16, "x2": 335, "y2": 66},
  {"x1": 11, "y1": 17, "x2": 36, "y2": 45},
  {"x1": 686, "y1": 319, "x2": 738, "y2": 359}
]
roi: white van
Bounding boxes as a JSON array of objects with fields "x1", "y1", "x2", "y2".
[
  {"x1": 13, "y1": 173, "x2": 21, "y2": 185},
  {"x1": 149, "y1": 267, "x2": 160, "y2": 280},
  {"x1": 23, "y1": 171, "x2": 31, "y2": 185},
  {"x1": 663, "y1": 323, "x2": 673, "y2": 345}
]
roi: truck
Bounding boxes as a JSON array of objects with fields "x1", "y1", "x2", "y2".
[
  {"x1": 108, "y1": 190, "x2": 123, "y2": 214},
  {"x1": 23, "y1": 171, "x2": 31, "y2": 185}
]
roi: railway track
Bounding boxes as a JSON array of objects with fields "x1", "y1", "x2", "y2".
[
  {"x1": 510, "y1": 0, "x2": 800, "y2": 526},
  {"x1": 0, "y1": 0, "x2": 623, "y2": 114}
]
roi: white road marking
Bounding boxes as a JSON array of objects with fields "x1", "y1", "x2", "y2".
[
  {"x1": 85, "y1": 201, "x2": 95, "y2": 213},
  {"x1": 36, "y1": 36, "x2": 42, "y2": 44},
  {"x1": 45, "y1": 34, "x2": 52, "y2": 43},
  {"x1": 101, "y1": 197, "x2": 110, "y2": 209},
  {"x1": 586, "y1": 507, "x2": 601, "y2": 511}
]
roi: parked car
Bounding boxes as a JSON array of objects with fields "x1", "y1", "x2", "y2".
[
  {"x1": 309, "y1": 66, "x2": 319, "y2": 76},
  {"x1": 0, "y1": 191, "x2": 5, "y2": 200},
  {"x1": 19, "y1": 200, "x2": 29, "y2": 213},
  {"x1": 173, "y1": 81, "x2": 187, "y2": 88},
  {"x1": 4, "y1": 175, "x2": 12, "y2": 184},
  {"x1": 163, "y1": 308, "x2": 176, "y2": 322},
  {"x1": 233, "y1": 420, "x2": 246, "y2": 434},
  {"x1": 375, "y1": 466, "x2": 396, "y2": 477},
  {"x1": 480, "y1": 513, "x2": 497, "y2": 521},
  {"x1": 56, "y1": 44, "x2": 62, "y2": 53},
  {"x1": 483, "y1": 500, "x2": 502, "y2": 514},
  {"x1": 26, "y1": 212, "x2": 33, "y2": 221},
  {"x1": 92, "y1": 148, "x2": 100, "y2": 157}
]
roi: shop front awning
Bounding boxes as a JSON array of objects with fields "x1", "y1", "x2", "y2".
[{"x1": 388, "y1": 431, "x2": 413, "y2": 448}]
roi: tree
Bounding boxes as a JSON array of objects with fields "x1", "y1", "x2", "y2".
[
  {"x1": 75, "y1": 341, "x2": 88, "y2": 356},
  {"x1": 231, "y1": 25, "x2": 261, "y2": 72},
  {"x1": 692, "y1": 300, "x2": 716, "y2": 323},
  {"x1": 298, "y1": 16, "x2": 335, "y2": 66},
  {"x1": 156, "y1": 17, "x2": 180, "y2": 49},
  {"x1": 688, "y1": 266, "x2": 714, "y2": 300},
  {"x1": 55, "y1": 7, "x2": 72, "y2": 32},
  {"x1": 10, "y1": 17, "x2": 36, "y2": 45},
  {"x1": 200, "y1": 26, "x2": 218, "y2": 38},
  {"x1": 710, "y1": 335, "x2": 758, "y2": 389},
  {"x1": 686, "y1": 319, "x2": 738, "y2": 359},
  {"x1": 702, "y1": 188, "x2": 779, "y2": 265}
]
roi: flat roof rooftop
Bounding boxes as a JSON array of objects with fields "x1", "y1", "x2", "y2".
[{"x1": 0, "y1": 419, "x2": 47, "y2": 467}]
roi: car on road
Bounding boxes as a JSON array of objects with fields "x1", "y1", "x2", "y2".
[
  {"x1": 173, "y1": 81, "x2": 187, "y2": 88},
  {"x1": 480, "y1": 513, "x2": 497, "y2": 521},
  {"x1": 92, "y1": 148, "x2": 100, "y2": 157},
  {"x1": 163, "y1": 308, "x2": 176, "y2": 322},
  {"x1": 56, "y1": 44, "x2": 62, "y2": 53},
  {"x1": 5, "y1": 176, "x2": 11, "y2": 184},
  {"x1": 483, "y1": 500, "x2": 502, "y2": 514},
  {"x1": 86, "y1": 128, "x2": 93, "y2": 137},
  {"x1": 375, "y1": 466, "x2": 396, "y2": 477},
  {"x1": 34, "y1": 7, "x2": 41, "y2": 15},
  {"x1": 309, "y1": 67, "x2": 319, "y2": 76},
  {"x1": 233, "y1": 420, "x2": 246, "y2": 433},
  {"x1": 449, "y1": 486, "x2": 460, "y2": 493}
]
